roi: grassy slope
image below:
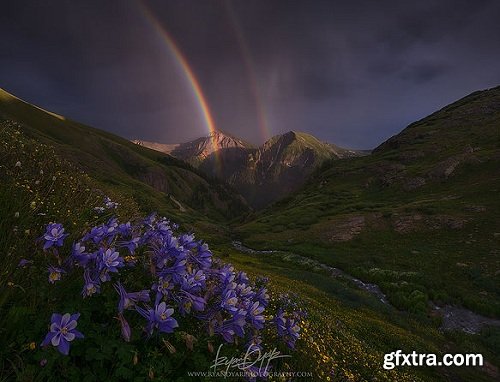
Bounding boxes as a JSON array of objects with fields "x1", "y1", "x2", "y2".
[
  {"x1": 221, "y1": 244, "x2": 499, "y2": 382},
  {"x1": 233, "y1": 87, "x2": 500, "y2": 378},
  {"x1": 1, "y1": 87, "x2": 499, "y2": 381},
  {"x1": 236, "y1": 86, "x2": 500, "y2": 317},
  {"x1": 0, "y1": 108, "x2": 432, "y2": 382},
  {"x1": 0, "y1": 88, "x2": 247, "y2": 239}
]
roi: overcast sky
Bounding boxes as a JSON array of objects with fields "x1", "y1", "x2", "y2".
[{"x1": 1, "y1": 0, "x2": 500, "y2": 149}]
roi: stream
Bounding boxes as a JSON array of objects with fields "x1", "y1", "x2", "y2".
[{"x1": 231, "y1": 241, "x2": 500, "y2": 334}]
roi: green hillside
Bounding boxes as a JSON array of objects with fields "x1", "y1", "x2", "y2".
[
  {"x1": 1, "y1": 87, "x2": 499, "y2": 381},
  {"x1": 236, "y1": 86, "x2": 500, "y2": 318},
  {"x1": 0, "y1": 88, "x2": 248, "y2": 234}
]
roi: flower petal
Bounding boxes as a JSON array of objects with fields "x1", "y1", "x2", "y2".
[
  {"x1": 41, "y1": 332, "x2": 55, "y2": 347},
  {"x1": 57, "y1": 339, "x2": 70, "y2": 355},
  {"x1": 63, "y1": 332, "x2": 75, "y2": 342},
  {"x1": 60, "y1": 313, "x2": 71, "y2": 327},
  {"x1": 72, "y1": 329, "x2": 84, "y2": 339},
  {"x1": 66, "y1": 320, "x2": 77, "y2": 330},
  {"x1": 51, "y1": 332, "x2": 61, "y2": 346},
  {"x1": 50, "y1": 322, "x2": 60, "y2": 332}
]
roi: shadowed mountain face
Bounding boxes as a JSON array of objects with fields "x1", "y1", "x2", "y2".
[
  {"x1": 136, "y1": 130, "x2": 366, "y2": 208},
  {"x1": 0, "y1": 88, "x2": 249, "y2": 226}
]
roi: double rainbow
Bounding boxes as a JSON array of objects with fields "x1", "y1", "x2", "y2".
[{"x1": 137, "y1": 1, "x2": 220, "y2": 160}]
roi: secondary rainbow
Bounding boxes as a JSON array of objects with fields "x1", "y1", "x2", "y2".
[{"x1": 224, "y1": 1, "x2": 271, "y2": 142}]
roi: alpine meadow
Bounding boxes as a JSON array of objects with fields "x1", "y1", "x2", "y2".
[{"x1": 1, "y1": 1, "x2": 500, "y2": 381}]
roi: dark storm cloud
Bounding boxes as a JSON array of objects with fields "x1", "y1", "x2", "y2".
[
  {"x1": 1, "y1": 0, "x2": 500, "y2": 148},
  {"x1": 400, "y1": 62, "x2": 450, "y2": 84}
]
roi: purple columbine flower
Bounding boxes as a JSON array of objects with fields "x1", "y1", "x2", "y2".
[
  {"x1": 178, "y1": 291, "x2": 206, "y2": 316},
  {"x1": 71, "y1": 242, "x2": 94, "y2": 266},
  {"x1": 117, "y1": 313, "x2": 131, "y2": 342},
  {"x1": 219, "y1": 264, "x2": 236, "y2": 285},
  {"x1": 255, "y1": 287, "x2": 270, "y2": 307},
  {"x1": 98, "y1": 248, "x2": 124, "y2": 274},
  {"x1": 17, "y1": 258, "x2": 33, "y2": 268},
  {"x1": 41, "y1": 313, "x2": 84, "y2": 355},
  {"x1": 247, "y1": 301, "x2": 265, "y2": 330},
  {"x1": 284, "y1": 318, "x2": 300, "y2": 349},
  {"x1": 83, "y1": 225, "x2": 106, "y2": 244},
  {"x1": 117, "y1": 221, "x2": 132, "y2": 236},
  {"x1": 82, "y1": 269, "x2": 100, "y2": 297},
  {"x1": 216, "y1": 309, "x2": 246, "y2": 343},
  {"x1": 193, "y1": 242, "x2": 212, "y2": 269},
  {"x1": 152, "y1": 275, "x2": 174, "y2": 304},
  {"x1": 118, "y1": 237, "x2": 140, "y2": 255},
  {"x1": 114, "y1": 282, "x2": 150, "y2": 313},
  {"x1": 41, "y1": 223, "x2": 68, "y2": 250},
  {"x1": 221, "y1": 289, "x2": 239, "y2": 313},
  {"x1": 136, "y1": 302, "x2": 178, "y2": 335},
  {"x1": 183, "y1": 269, "x2": 206, "y2": 293},
  {"x1": 275, "y1": 309, "x2": 286, "y2": 336},
  {"x1": 48, "y1": 266, "x2": 65, "y2": 284}
]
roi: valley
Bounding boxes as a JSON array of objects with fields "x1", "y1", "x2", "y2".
[{"x1": 1, "y1": 86, "x2": 499, "y2": 381}]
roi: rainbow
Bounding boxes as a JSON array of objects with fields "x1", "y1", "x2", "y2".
[{"x1": 136, "y1": 1, "x2": 221, "y2": 165}]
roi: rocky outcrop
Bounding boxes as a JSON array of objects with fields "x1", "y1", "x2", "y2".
[
  {"x1": 392, "y1": 213, "x2": 466, "y2": 233},
  {"x1": 171, "y1": 130, "x2": 251, "y2": 165},
  {"x1": 428, "y1": 155, "x2": 464, "y2": 179},
  {"x1": 403, "y1": 177, "x2": 426, "y2": 190}
]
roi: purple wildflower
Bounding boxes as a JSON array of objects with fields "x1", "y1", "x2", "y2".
[
  {"x1": 41, "y1": 223, "x2": 68, "y2": 250},
  {"x1": 247, "y1": 301, "x2": 265, "y2": 329},
  {"x1": 17, "y1": 258, "x2": 33, "y2": 268},
  {"x1": 178, "y1": 291, "x2": 206, "y2": 316},
  {"x1": 222, "y1": 289, "x2": 239, "y2": 313},
  {"x1": 71, "y1": 242, "x2": 94, "y2": 266},
  {"x1": 216, "y1": 309, "x2": 246, "y2": 343},
  {"x1": 82, "y1": 269, "x2": 100, "y2": 297},
  {"x1": 48, "y1": 266, "x2": 65, "y2": 284},
  {"x1": 98, "y1": 248, "x2": 124, "y2": 274},
  {"x1": 284, "y1": 318, "x2": 300, "y2": 349},
  {"x1": 136, "y1": 302, "x2": 178, "y2": 335},
  {"x1": 117, "y1": 313, "x2": 131, "y2": 342},
  {"x1": 114, "y1": 282, "x2": 150, "y2": 313},
  {"x1": 118, "y1": 237, "x2": 140, "y2": 255},
  {"x1": 41, "y1": 313, "x2": 84, "y2": 355}
]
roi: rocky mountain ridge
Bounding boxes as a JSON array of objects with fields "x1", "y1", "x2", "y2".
[{"x1": 134, "y1": 130, "x2": 366, "y2": 208}]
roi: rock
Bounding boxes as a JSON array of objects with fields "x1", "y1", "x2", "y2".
[
  {"x1": 464, "y1": 145, "x2": 474, "y2": 154},
  {"x1": 429, "y1": 215, "x2": 466, "y2": 230},
  {"x1": 464, "y1": 205, "x2": 486, "y2": 212},
  {"x1": 482, "y1": 361, "x2": 499, "y2": 380},
  {"x1": 433, "y1": 304, "x2": 500, "y2": 334},
  {"x1": 398, "y1": 150, "x2": 425, "y2": 163},
  {"x1": 392, "y1": 214, "x2": 423, "y2": 233},
  {"x1": 403, "y1": 177, "x2": 426, "y2": 191},
  {"x1": 326, "y1": 215, "x2": 366, "y2": 242},
  {"x1": 373, "y1": 163, "x2": 406, "y2": 186},
  {"x1": 428, "y1": 156, "x2": 463, "y2": 179}
]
